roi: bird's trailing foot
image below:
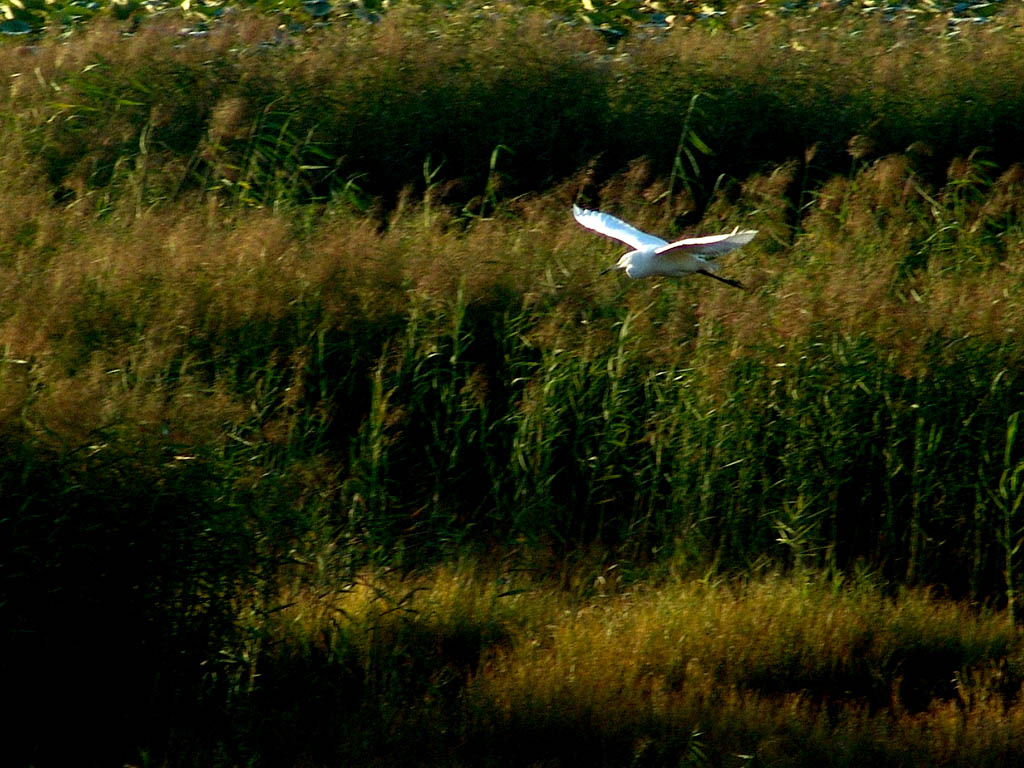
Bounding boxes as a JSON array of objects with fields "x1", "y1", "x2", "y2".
[{"x1": 697, "y1": 269, "x2": 745, "y2": 290}]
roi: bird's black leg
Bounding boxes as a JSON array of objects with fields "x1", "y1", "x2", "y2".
[{"x1": 697, "y1": 269, "x2": 745, "y2": 290}]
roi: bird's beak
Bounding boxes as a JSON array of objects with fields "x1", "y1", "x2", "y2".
[{"x1": 600, "y1": 265, "x2": 615, "y2": 275}]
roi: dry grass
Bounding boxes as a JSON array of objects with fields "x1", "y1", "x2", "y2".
[
  {"x1": 0, "y1": 155, "x2": 1019, "y2": 529},
  {"x1": 249, "y1": 562, "x2": 1024, "y2": 766},
  {"x1": 5, "y1": 11, "x2": 1024, "y2": 766},
  {"x1": 5, "y1": 7, "x2": 1024, "y2": 211}
]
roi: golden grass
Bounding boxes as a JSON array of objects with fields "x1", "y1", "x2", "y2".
[
  {"x1": 0, "y1": 146, "x2": 1018, "y2": 446},
  {"x1": 256, "y1": 562, "x2": 1024, "y2": 766},
  {"x1": 5, "y1": 13, "x2": 1024, "y2": 766}
]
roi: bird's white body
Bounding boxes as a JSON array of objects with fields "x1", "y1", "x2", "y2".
[{"x1": 573, "y1": 204, "x2": 757, "y2": 287}]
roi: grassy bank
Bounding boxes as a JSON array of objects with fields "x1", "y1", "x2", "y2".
[
  {"x1": 4, "y1": 162, "x2": 1022, "y2": 763},
  {"x1": 120, "y1": 563, "x2": 1024, "y2": 766},
  {"x1": 2, "y1": 7, "x2": 1023, "y2": 766},
  {"x1": 6, "y1": 7, "x2": 1024, "y2": 211},
  {"x1": 3, "y1": 159, "x2": 1020, "y2": 586}
]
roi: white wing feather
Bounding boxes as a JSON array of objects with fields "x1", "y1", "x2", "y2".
[
  {"x1": 655, "y1": 228, "x2": 759, "y2": 259},
  {"x1": 572, "y1": 205, "x2": 667, "y2": 250}
]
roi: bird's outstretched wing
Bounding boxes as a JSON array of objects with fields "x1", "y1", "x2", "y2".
[
  {"x1": 573, "y1": 205, "x2": 667, "y2": 251},
  {"x1": 655, "y1": 228, "x2": 758, "y2": 260}
]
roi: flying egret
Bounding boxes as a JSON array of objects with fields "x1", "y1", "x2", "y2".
[{"x1": 573, "y1": 204, "x2": 757, "y2": 288}]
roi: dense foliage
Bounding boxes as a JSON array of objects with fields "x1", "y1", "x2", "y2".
[{"x1": 1, "y1": 6, "x2": 1022, "y2": 765}]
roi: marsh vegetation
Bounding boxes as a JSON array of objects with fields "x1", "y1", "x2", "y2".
[{"x1": 2, "y1": 5, "x2": 1023, "y2": 765}]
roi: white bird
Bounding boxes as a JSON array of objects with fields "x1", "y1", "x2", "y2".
[{"x1": 573, "y1": 204, "x2": 757, "y2": 289}]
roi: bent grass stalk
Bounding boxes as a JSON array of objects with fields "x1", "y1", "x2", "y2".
[{"x1": 991, "y1": 412, "x2": 1024, "y2": 625}]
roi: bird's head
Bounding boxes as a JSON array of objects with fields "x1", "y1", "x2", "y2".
[{"x1": 600, "y1": 252, "x2": 631, "y2": 276}]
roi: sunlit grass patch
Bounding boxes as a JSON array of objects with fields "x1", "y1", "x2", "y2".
[{"x1": 246, "y1": 565, "x2": 1024, "y2": 766}]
